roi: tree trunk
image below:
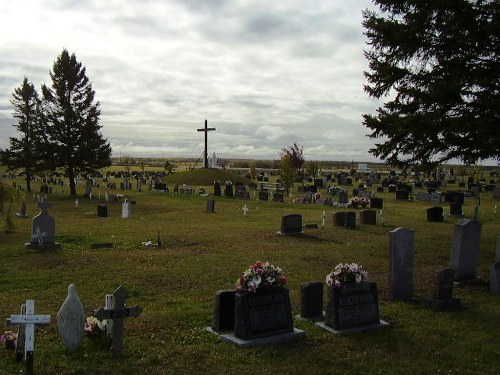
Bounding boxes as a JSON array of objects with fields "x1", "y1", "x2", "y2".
[
  {"x1": 68, "y1": 168, "x2": 77, "y2": 196},
  {"x1": 26, "y1": 170, "x2": 32, "y2": 193}
]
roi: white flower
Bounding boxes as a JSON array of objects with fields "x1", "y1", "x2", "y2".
[{"x1": 252, "y1": 274, "x2": 262, "y2": 286}]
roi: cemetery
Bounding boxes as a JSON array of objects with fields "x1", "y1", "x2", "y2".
[{"x1": 0, "y1": 166, "x2": 499, "y2": 374}]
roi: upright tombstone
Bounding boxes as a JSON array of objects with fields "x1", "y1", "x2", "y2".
[
  {"x1": 422, "y1": 269, "x2": 461, "y2": 309},
  {"x1": 259, "y1": 191, "x2": 269, "y2": 201},
  {"x1": 370, "y1": 197, "x2": 384, "y2": 210},
  {"x1": 338, "y1": 190, "x2": 348, "y2": 205},
  {"x1": 344, "y1": 211, "x2": 356, "y2": 229},
  {"x1": 332, "y1": 212, "x2": 346, "y2": 227},
  {"x1": 450, "y1": 219, "x2": 482, "y2": 282},
  {"x1": 490, "y1": 262, "x2": 500, "y2": 294},
  {"x1": 97, "y1": 205, "x2": 108, "y2": 218},
  {"x1": 388, "y1": 227, "x2": 415, "y2": 301},
  {"x1": 496, "y1": 236, "x2": 500, "y2": 263},
  {"x1": 57, "y1": 284, "x2": 85, "y2": 352},
  {"x1": 211, "y1": 290, "x2": 236, "y2": 332},
  {"x1": 450, "y1": 202, "x2": 463, "y2": 216},
  {"x1": 94, "y1": 286, "x2": 142, "y2": 356},
  {"x1": 25, "y1": 198, "x2": 60, "y2": 249},
  {"x1": 85, "y1": 179, "x2": 93, "y2": 198},
  {"x1": 206, "y1": 199, "x2": 215, "y2": 213},
  {"x1": 122, "y1": 200, "x2": 131, "y2": 219},
  {"x1": 427, "y1": 207, "x2": 444, "y2": 222},
  {"x1": 300, "y1": 281, "x2": 323, "y2": 319},
  {"x1": 225, "y1": 182, "x2": 234, "y2": 198},
  {"x1": 360, "y1": 210, "x2": 377, "y2": 225},
  {"x1": 395, "y1": 190, "x2": 409, "y2": 200},
  {"x1": 16, "y1": 200, "x2": 28, "y2": 218},
  {"x1": 7, "y1": 300, "x2": 51, "y2": 375},
  {"x1": 213, "y1": 181, "x2": 221, "y2": 197},
  {"x1": 416, "y1": 192, "x2": 431, "y2": 202},
  {"x1": 279, "y1": 214, "x2": 303, "y2": 235}
]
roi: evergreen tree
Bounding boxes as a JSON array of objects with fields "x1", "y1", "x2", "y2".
[
  {"x1": 362, "y1": 0, "x2": 500, "y2": 168},
  {"x1": 0, "y1": 77, "x2": 44, "y2": 192},
  {"x1": 41, "y1": 49, "x2": 111, "y2": 195}
]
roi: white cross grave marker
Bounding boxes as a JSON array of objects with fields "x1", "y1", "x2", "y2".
[
  {"x1": 242, "y1": 205, "x2": 249, "y2": 217},
  {"x1": 7, "y1": 300, "x2": 51, "y2": 375},
  {"x1": 74, "y1": 199, "x2": 79, "y2": 208}
]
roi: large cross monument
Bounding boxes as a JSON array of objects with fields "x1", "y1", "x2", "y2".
[{"x1": 197, "y1": 119, "x2": 216, "y2": 168}]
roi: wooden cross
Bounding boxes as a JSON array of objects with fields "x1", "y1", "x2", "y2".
[
  {"x1": 6, "y1": 300, "x2": 51, "y2": 375},
  {"x1": 197, "y1": 119, "x2": 216, "y2": 168},
  {"x1": 94, "y1": 286, "x2": 142, "y2": 356}
]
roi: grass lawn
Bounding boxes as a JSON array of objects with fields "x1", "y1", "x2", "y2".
[{"x1": 0, "y1": 171, "x2": 499, "y2": 375}]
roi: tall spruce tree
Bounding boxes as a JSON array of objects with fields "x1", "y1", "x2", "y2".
[
  {"x1": 0, "y1": 77, "x2": 44, "y2": 192},
  {"x1": 41, "y1": 49, "x2": 111, "y2": 195},
  {"x1": 362, "y1": 0, "x2": 500, "y2": 168}
]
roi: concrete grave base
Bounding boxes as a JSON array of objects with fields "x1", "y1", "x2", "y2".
[
  {"x1": 453, "y1": 277, "x2": 486, "y2": 288},
  {"x1": 315, "y1": 320, "x2": 389, "y2": 334},
  {"x1": 206, "y1": 327, "x2": 306, "y2": 348},
  {"x1": 276, "y1": 231, "x2": 303, "y2": 236},
  {"x1": 90, "y1": 243, "x2": 114, "y2": 249},
  {"x1": 24, "y1": 243, "x2": 61, "y2": 250},
  {"x1": 421, "y1": 297, "x2": 461, "y2": 310}
]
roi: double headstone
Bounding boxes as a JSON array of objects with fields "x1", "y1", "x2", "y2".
[
  {"x1": 388, "y1": 227, "x2": 414, "y2": 301},
  {"x1": 450, "y1": 219, "x2": 482, "y2": 282}
]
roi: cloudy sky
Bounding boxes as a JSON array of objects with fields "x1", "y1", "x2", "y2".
[{"x1": 0, "y1": 0, "x2": 387, "y2": 162}]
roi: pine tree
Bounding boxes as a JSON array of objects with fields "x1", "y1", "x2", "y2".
[
  {"x1": 362, "y1": 0, "x2": 500, "y2": 168},
  {"x1": 0, "y1": 77, "x2": 44, "y2": 192},
  {"x1": 41, "y1": 49, "x2": 111, "y2": 195}
]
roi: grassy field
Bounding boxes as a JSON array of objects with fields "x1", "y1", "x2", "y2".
[{"x1": 0, "y1": 170, "x2": 499, "y2": 375}]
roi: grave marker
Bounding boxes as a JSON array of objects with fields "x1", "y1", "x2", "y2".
[
  {"x1": 25, "y1": 198, "x2": 60, "y2": 249},
  {"x1": 57, "y1": 284, "x2": 85, "y2": 351},
  {"x1": 7, "y1": 300, "x2": 51, "y2": 375},
  {"x1": 360, "y1": 210, "x2": 377, "y2": 225},
  {"x1": 206, "y1": 199, "x2": 215, "y2": 213},
  {"x1": 490, "y1": 262, "x2": 500, "y2": 294},
  {"x1": 370, "y1": 197, "x2": 384, "y2": 209},
  {"x1": 242, "y1": 205, "x2": 249, "y2": 217},
  {"x1": 94, "y1": 286, "x2": 142, "y2": 356},
  {"x1": 427, "y1": 207, "x2": 444, "y2": 222},
  {"x1": 122, "y1": 200, "x2": 131, "y2": 219},
  {"x1": 333, "y1": 212, "x2": 345, "y2": 227},
  {"x1": 344, "y1": 211, "x2": 356, "y2": 229},
  {"x1": 389, "y1": 227, "x2": 414, "y2": 301},
  {"x1": 279, "y1": 214, "x2": 302, "y2": 235},
  {"x1": 450, "y1": 219, "x2": 482, "y2": 282},
  {"x1": 211, "y1": 290, "x2": 236, "y2": 332},
  {"x1": 300, "y1": 281, "x2": 323, "y2": 319},
  {"x1": 422, "y1": 269, "x2": 461, "y2": 309}
]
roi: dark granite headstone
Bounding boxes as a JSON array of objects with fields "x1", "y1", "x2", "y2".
[
  {"x1": 280, "y1": 214, "x2": 302, "y2": 234},
  {"x1": 259, "y1": 191, "x2": 269, "y2": 201},
  {"x1": 206, "y1": 199, "x2": 215, "y2": 213},
  {"x1": 427, "y1": 207, "x2": 444, "y2": 222},
  {"x1": 300, "y1": 282, "x2": 323, "y2": 319},
  {"x1": 273, "y1": 192, "x2": 284, "y2": 202},
  {"x1": 97, "y1": 205, "x2": 107, "y2": 218},
  {"x1": 211, "y1": 290, "x2": 236, "y2": 332},
  {"x1": 370, "y1": 197, "x2": 383, "y2": 209},
  {"x1": 360, "y1": 210, "x2": 376, "y2": 225},
  {"x1": 344, "y1": 212, "x2": 356, "y2": 229},
  {"x1": 422, "y1": 269, "x2": 461, "y2": 310},
  {"x1": 450, "y1": 202, "x2": 463, "y2": 216},
  {"x1": 234, "y1": 288, "x2": 294, "y2": 339},
  {"x1": 395, "y1": 190, "x2": 409, "y2": 200},
  {"x1": 338, "y1": 190, "x2": 348, "y2": 204},
  {"x1": 213, "y1": 181, "x2": 221, "y2": 196},
  {"x1": 389, "y1": 227, "x2": 414, "y2": 301},
  {"x1": 332, "y1": 212, "x2": 345, "y2": 227},
  {"x1": 450, "y1": 219, "x2": 482, "y2": 281},
  {"x1": 324, "y1": 282, "x2": 380, "y2": 330}
]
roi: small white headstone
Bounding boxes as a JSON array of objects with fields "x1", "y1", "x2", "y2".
[
  {"x1": 74, "y1": 199, "x2": 79, "y2": 208},
  {"x1": 242, "y1": 205, "x2": 249, "y2": 217},
  {"x1": 321, "y1": 210, "x2": 326, "y2": 229},
  {"x1": 57, "y1": 284, "x2": 85, "y2": 352},
  {"x1": 105, "y1": 191, "x2": 109, "y2": 202},
  {"x1": 122, "y1": 201, "x2": 131, "y2": 219}
]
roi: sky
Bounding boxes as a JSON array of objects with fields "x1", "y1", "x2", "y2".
[{"x1": 1, "y1": 0, "x2": 388, "y2": 163}]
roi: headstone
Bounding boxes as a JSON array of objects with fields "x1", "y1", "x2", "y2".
[
  {"x1": 25, "y1": 198, "x2": 60, "y2": 249},
  {"x1": 7, "y1": 300, "x2": 51, "y2": 375},
  {"x1": 449, "y1": 202, "x2": 463, "y2": 216},
  {"x1": 344, "y1": 211, "x2": 356, "y2": 229},
  {"x1": 211, "y1": 290, "x2": 236, "y2": 332},
  {"x1": 322, "y1": 282, "x2": 384, "y2": 331},
  {"x1": 376, "y1": 187, "x2": 384, "y2": 193},
  {"x1": 490, "y1": 262, "x2": 500, "y2": 294},
  {"x1": 360, "y1": 210, "x2": 377, "y2": 225},
  {"x1": 273, "y1": 192, "x2": 284, "y2": 202},
  {"x1": 94, "y1": 286, "x2": 143, "y2": 356},
  {"x1": 259, "y1": 191, "x2": 269, "y2": 201},
  {"x1": 16, "y1": 201, "x2": 28, "y2": 218},
  {"x1": 280, "y1": 214, "x2": 302, "y2": 235},
  {"x1": 370, "y1": 197, "x2": 383, "y2": 209},
  {"x1": 388, "y1": 227, "x2": 414, "y2": 301},
  {"x1": 122, "y1": 200, "x2": 131, "y2": 219},
  {"x1": 225, "y1": 182, "x2": 233, "y2": 198},
  {"x1": 338, "y1": 190, "x2": 348, "y2": 204},
  {"x1": 416, "y1": 192, "x2": 431, "y2": 202},
  {"x1": 422, "y1": 269, "x2": 461, "y2": 309},
  {"x1": 206, "y1": 199, "x2": 215, "y2": 213},
  {"x1": 242, "y1": 205, "x2": 249, "y2": 217},
  {"x1": 57, "y1": 284, "x2": 85, "y2": 352},
  {"x1": 450, "y1": 219, "x2": 482, "y2": 282},
  {"x1": 395, "y1": 190, "x2": 409, "y2": 200},
  {"x1": 332, "y1": 212, "x2": 345, "y2": 227},
  {"x1": 234, "y1": 287, "x2": 294, "y2": 339},
  {"x1": 97, "y1": 205, "x2": 108, "y2": 218},
  {"x1": 427, "y1": 207, "x2": 444, "y2": 222},
  {"x1": 85, "y1": 179, "x2": 93, "y2": 197},
  {"x1": 300, "y1": 281, "x2": 323, "y2": 319},
  {"x1": 430, "y1": 191, "x2": 442, "y2": 203}
]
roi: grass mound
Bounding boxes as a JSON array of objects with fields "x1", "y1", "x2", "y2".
[{"x1": 163, "y1": 168, "x2": 251, "y2": 186}]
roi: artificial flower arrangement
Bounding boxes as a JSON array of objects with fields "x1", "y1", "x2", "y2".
[
  {"x1": 235, "y1": 261, "x2": 287, "y2": 292},
  {"x1": 1, "y1": 330, "x2": 17, "y2": 350},
  {"x1": 325, "y1": 263, "x2": 368, "y2": 287},
  {"x1": 84, "y1": 316, "x2": 107, "y2": 336},
  {"x1": 348, "y1": 196, "x2": 370, "y2": 207}
]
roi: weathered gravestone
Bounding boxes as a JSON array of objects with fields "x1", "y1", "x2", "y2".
[
  {"x1": 338, "y1": 190, "x2": 348, "y2": 205},
  {"x1": 94, "y1": 286, "x2": 142, "y2": 356},
  {"x1": 279, "y1": 214, "x2": 302, "y2": 235},
  {"x1": 416, "y1": 192, "x2": 431, "y2": 202},
  {"x1": 388, "y1": 227, "x2": 414, "y2": 301},
  {"x1": 206, "y1": 199, "x2": 215, "y2": 213},
  {"x1": 450, "y1": 219, "x2": 482, "y2": 282},
  {"x1": 273, "y1": 192, "x2": 284, "y2": 202},
  {"x1": 6, "y1": 300, "x2": 51, "y2": 375},
  {"x1": 489, "y1": 263, "x2": 500, "y2": 294},
  {"x1": 450, "y1": 202, "x2": 463, "y2": 216},
  {"x1": 25, "y1": 198, "x2": 61, "y2": 249},
  {"x1": 16, "y1": 200, "x2": 28, "y2": 218},
  {"x1": 430, "y1": 192, "x2": 442, "y2": 203},
  {"x1": 318, "y1": 282, "x2": 388, "y2": 333},
  {"x1": 422, "y1": 269, "x2": 461, "y2": 309},
  {"x1": 97, "y1": 204, "x2": 108, "y2": 218},
  {"x1": 332, "y1": 212, "x2": 346, "y2": 227},
  {"x1": 344, "y1": 211, "x2": 356, "y2": 229},
  {"x1": 211, "y1": 290, "x2": 236, "y2": 332},
  {"x1": 300, "y1": 281, "x2": 323, "y2": 319},
  {"x1": 213, "y1": 181, "x2": 221, "y2": 196},
  {"x1": 427, "y1": 207, "x2": 444, "y2": 222},
  {"x1": 360, "y1": 210, "x2": 377, "y2": 225},
  {"x1": 225, "y1": 182, "x2": 234, "y2": 198},
  {"x1": 370, "y1": 197, "x2": 384, "y2": 209},
  {"x1": 85, "y1": 179, "x2": 93, "y2": 198},
  {"x1": 259, "y1": 191, "x2": 269, "y2": 201},
  {"x1": 57, "y1": 284, "x2": 85, "y2": 352},
  {"x1": 122, "y1": 200, "x2": 131, "y2": 219}
]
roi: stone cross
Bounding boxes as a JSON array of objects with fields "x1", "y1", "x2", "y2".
[
  {"x1": 197, "y1": 119, "x2": 216, "y2": 168},
  {"x1": 321, "y1": 210, "x2": 326, "y2": 229},
  {"x1": 6, "y1": 300, "x2": 51, "y2": 375},
  {"x1": 94, "y1": 286, "x2": 142, "y2": 356},
  {"x1": 89, "y1": 192, "x2": 93, "y2": 200},
  {"x1": 242, "y1": 205, "x2": 249, "y2": 217},
  {"x1": 74, "y1": 199, "x2": 79, "y2": 208}
]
